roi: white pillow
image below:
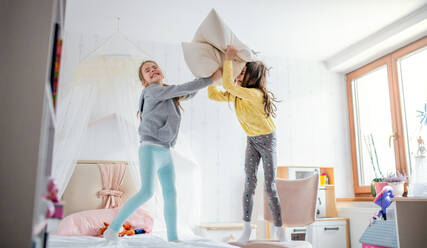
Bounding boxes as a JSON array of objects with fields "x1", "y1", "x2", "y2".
[
  {"x1": 193, "y1": 9, "x2": 254, "y2": 62},
  {"x1": 181, "y1": 42, "x2": 221, "y2": 78},
  {"x1": 181, "y1": 42, "x2": 246, "y2": 84},
  {"x1": 182, "y1": 9, "x2": 253, "y2": 81}
]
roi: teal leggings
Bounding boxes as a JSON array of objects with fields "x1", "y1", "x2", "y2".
[{"x1": 110, "y1": 145, "x2": 177, "y2": 241}]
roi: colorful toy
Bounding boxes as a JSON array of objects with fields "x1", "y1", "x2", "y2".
[
  {"x1": 320, "y1": 173, "x2": 328, "y2": 185},
  {"x1": 373, "y1": 185, "x2": 394, "y2": 220},
  {"x1": 99, "y1": 222, "x2": 110, "y2": 237},
  {"x1": 99, "y1": 222, "x2": 146, "y2": 238},
  {"x1": 43, "y1": 178, "x2": 64, "y2": 218}
]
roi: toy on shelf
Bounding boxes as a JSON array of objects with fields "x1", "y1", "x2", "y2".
[
  {"x1": 99, "y1": 222, "x2": 146, "y2": 238},
  {"x1": 320, "y1": 173, "x2": 329, "y2": 185},
  {"x1": 373, "y1": 185, "x2": 394, "y2": 220}
]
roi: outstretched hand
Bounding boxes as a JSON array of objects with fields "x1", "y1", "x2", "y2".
[
  {"x1": 225, "y1": 45, "x2": 238, "y2": 60},
  {"x1": 210, "y1": 68, "x2": 222, "y2": 82}
]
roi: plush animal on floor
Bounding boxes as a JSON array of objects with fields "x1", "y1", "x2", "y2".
[{"x1": 99, "y1": 222, "x2": 146, "y2": 238}]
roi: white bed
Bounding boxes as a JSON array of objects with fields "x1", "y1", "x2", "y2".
[
  {"x1": 48, "y1": 233, "x2": 236, "y2": 248},
  {"x1": 48, "y1": 155, "x2": 237, "y2": 248}
]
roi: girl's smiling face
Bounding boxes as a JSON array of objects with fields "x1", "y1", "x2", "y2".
[{"x1": 140, "y1": 61, "x2": 164, "y2": 86}]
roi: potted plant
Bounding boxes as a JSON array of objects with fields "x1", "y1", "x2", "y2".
[
  {"x1": 365, "y1": 134, "x2": 386, "y2": 197},
  {"x1": 384, "y1": 172, "x2": 407, "y2": 197},
  {"x1": 371, "y1": 177, "x2": 386, "y2": 197}
]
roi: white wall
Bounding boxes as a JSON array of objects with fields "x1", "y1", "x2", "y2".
[
  {"x1": 65, "y1": 0, "x2": 427, "y2": 61},
  {"x1": 60, "y1": 32, "x2": 353, "y2": 226}
]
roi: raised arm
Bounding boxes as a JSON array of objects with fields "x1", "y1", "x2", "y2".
[
  {"x1": 207, "y1": 85, "x2": 233, "y2": 102},
  {"x1": 181, "y1": 92, "x2": 197, "y2": 101},
  {"x1": 222, "y1": 60, "x2": 262, "y2": 102},
  {"x1": 148, "y1": 77, "x2": 212, "y2": 101},
  {"x1": 148, "y1": 69, "x2": 222, "y2": 101}
]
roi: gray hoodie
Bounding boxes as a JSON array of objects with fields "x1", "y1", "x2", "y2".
[{"x1": 138, "y1": 77, "x2": 213, "y2": 147}]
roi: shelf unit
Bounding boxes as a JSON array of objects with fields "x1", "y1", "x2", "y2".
[{"x1": 31, "y1": 0, "x2": 65, "y2": 247}]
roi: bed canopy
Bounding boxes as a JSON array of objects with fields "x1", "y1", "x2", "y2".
[{"x1": 52, "y1": 21, "x2": 201, "y2": 230}]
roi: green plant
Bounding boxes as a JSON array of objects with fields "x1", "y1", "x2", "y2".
[
  {"x1": 370, "y1": 183, "x2": 378, "y2": 197},
  {"x1": 372, "y1": 177, "x2": 385, "y2": 182},
  {"x1": 364, "y1": 134, "x2": 384, "y2": 180}
]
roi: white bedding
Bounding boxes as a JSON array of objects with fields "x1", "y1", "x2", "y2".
[{"x1": 48, "y1": 233, "x2": 237, "y2": 248}]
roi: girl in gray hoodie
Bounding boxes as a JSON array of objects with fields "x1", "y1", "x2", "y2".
[{"x1": 103, "y1": 60, "x2": 221, "y2": 242}]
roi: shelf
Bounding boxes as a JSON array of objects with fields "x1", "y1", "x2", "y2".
[
  {"x1": 319, "y1": 184, "x2": 335, "y2": 190},
  {"x1": 315, "y1": 217, "x2": 349, "y2": 222},
  {"x1": 336, "y1": 197, "x2": 374, "y2": 202},
  {"x1": 338, "y1": 196, "x2": 427, "y2": 202},
  {"x1": 276, "y1": 166, "x2": 336, "y2": 185},
  {"x1": 32, "y1": 219, "x2": 48, "y2": 236}
]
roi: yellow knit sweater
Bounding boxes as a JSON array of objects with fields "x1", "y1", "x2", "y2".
[{"x1": 208, "y1": 60, "x2": 276, "y2": 136}]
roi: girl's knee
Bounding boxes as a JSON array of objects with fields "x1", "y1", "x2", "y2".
[
  {"x1": 244, "y1": 185, "x2": 256, "y2": 196},
  {"x1": 137, "y1": 187, "x2": 155, "y2": 199},
  {"x1": 265, "y1": 183, "x2": 277, "y2": 194}
]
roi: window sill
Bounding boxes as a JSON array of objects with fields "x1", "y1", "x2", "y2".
[{"x1": 336, "y1": 197, "x2": 374, "y2": 202}]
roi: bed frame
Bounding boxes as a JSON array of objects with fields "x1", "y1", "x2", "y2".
[
  {"x1": 61, "y1": 153, "x2": 201, "y2": 231},
  {"x1": 61, "y1": 160, "x2": 138, "y2": 217}
]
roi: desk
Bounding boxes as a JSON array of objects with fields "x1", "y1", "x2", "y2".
[{"x1": 393, "y1": 197, "x2": 427, "y2": 248}]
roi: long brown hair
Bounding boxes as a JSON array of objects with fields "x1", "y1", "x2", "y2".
[{"x1": 239, "y1": 61, "x2": 278, "y2": 118}]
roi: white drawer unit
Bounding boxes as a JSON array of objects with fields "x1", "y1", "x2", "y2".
[
  {"x1": 308, "y1": 219, "x2": 347, "y2": 248},
  {"x1": 198, "y1": 222, "x2": 257, "y2": 242},
  {"x1": 281, "y1": 218, "x2": 348, "y2": 248},
  {"x1": 284, "y1": 226, "x2": 309, "y2": 241}
]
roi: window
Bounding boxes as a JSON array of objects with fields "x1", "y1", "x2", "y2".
[
  {"x1": 347, "y1": 37, "x2": 427, "y2": 196},
  {"x1": 395, "y1": 46, "x2": 427, "y2": 176}
]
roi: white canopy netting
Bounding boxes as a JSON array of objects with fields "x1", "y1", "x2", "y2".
[{"x1": 52, "y1": 34, "x2": 201, "y2": 232}]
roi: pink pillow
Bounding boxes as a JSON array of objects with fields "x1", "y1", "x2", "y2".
[{"x1": 56, "y1": 207, "x2": 153, "y2": 236}]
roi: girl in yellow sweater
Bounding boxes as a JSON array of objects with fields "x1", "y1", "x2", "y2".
[{"x1": 208, "y1": 46, "x2": 285, "y2": 243}]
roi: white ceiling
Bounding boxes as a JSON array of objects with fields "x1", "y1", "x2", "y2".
[{"x1": 66, "y1": 0, "x2": 427, "y2": 61}]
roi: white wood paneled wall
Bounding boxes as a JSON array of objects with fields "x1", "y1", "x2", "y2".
[{"x1": 60, "y1": 34, "x2": 354, "y2": 224}]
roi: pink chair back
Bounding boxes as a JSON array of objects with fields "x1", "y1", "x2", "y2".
[{"x1": 264, "y1": 174, "x2": 319, "y2": 227}]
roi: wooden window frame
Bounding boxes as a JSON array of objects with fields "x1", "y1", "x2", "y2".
[{"x1": 346, "y1": 36, "x2": 427, "y2": 197}]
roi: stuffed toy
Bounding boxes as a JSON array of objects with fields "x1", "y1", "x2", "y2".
[
  {"x1": 373, "y1": 185, "x2": 394, "y2": 220},
  {"x1": 44, "y1": 178, "x2": 64, "y2": 218},
  {"x1": 99, "y1": 222, "x2": 146, "y2": 238}
]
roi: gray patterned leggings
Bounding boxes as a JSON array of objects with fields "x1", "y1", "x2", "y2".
[{"x1": 243, "y1": 132, "x2": 282, "y2": 226}]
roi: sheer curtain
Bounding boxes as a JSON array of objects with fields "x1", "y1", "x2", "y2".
[
  {"x1": 53, "y1": 41, "x2": 202, "y2": 231},
  {"x1": 53, "y1": 55, "x2": 146, "y2": 198},
  {"x1": 53, "y1": 83, "x2": 96, "y2": 197}
]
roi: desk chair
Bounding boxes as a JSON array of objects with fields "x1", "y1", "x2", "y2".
[{"x1": 230, "y1": 174, "x2": 319, "y2": 248}]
